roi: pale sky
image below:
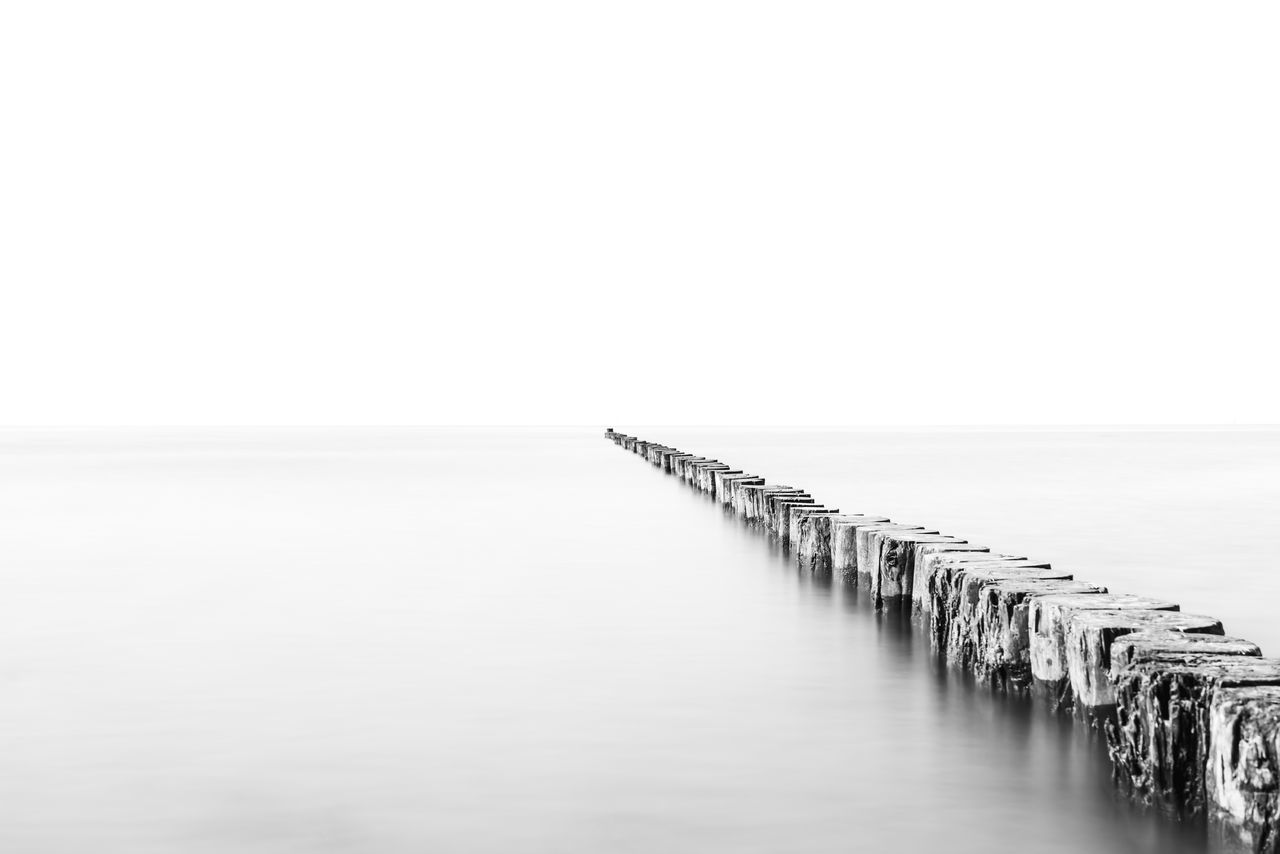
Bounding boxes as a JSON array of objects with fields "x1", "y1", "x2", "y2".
[{"x1": 2, "y1": 2, "x2": 1277, "y2": 425}]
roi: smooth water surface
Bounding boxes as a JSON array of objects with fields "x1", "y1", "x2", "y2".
[{"x1": 1, "y1": 427, "x2": 1276, "y2": 853}]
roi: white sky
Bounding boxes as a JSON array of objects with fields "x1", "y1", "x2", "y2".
[{"x1": 2, "y1": 2, "x2": 1277, "y2": 426}]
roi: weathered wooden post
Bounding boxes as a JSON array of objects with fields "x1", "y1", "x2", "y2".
[
  {"x1": 830, "y1": 518, "x2": 905, "y2": 576},
  {"x1": 909, "y1": 544, "x2": 994, "y2": 617},
  {"x1": 739, "y1": 485, "x2": 799, "y2": 522},
  {"x1": 670, "y1": 455, "x2": 699, "y2": 479},
  {"x1": 719, "y1": 474, "x2": 764, "y2": 508},
  {"x1": 751, "y1": 486, "x2": 800, "y2": 523},
  {"x1": 854, "y1": 524, "x2": 937, "y2": 587},
  {"x1": 1108, "y1": 651, "x2": 1280, "y2": 814},
  {"x1": 1206, "y1": 686, "x2": 1280, "y2": 850},
  {"x1": 770, "y1": 497, "x2": 817, "y2": 537},
  {"x1": 1028, "y1": 594, "x2": 1180, "y2": 709},
  {"x1": 679, "y1": 457, "x2": 709, "y2": 482},
  {"x1": 732, "y1": 482, "x2": 762, "y2": 517},
  {"x1": 913, "y1": 550, "x2": 1023, "y2": 619},
  {"x1": 798, "y1": 514, "x2": 889, "y2": 570},
  {"x1": 787, "y1": 506, "x2": 841, "y2": 549},
  {"x1": 945, "y1": 565, "x2": 1070, "y2": 667},
  {"x1": 696, "y1": 463, "x2": 732, "y2": 493},
  {"x1": 668, "y1": 449, "x2": 690, "y2": 472},
  {"x1": 766, "y1": 494, "x2": 814, "y2": 534},
  {"x1": 1107, "y1": 631, "x2": 1265, "y2": 812},
  {"x1": 868, "y1": 531, "x2": 967, "y2": 610},
  {"x1": 685, "y1": 459, "x2": 711, "y2": 488},
  {"x1": 973, "y1": 578, "x2": 1107, "y2": 689},
  {"x1": 666, "y1": 453, "x2": 694, "y2": 475},
  {"x1": 710, "y1": 469, "x2": 745, "y2": 500},
  {"x1": 1109, "y1": 630, "x2": 1262, "y2": 672},
  {"x1": 925, "y1": 556, "x2": 1051, "y2": 649},
  {"x1": 1063, "y1": 609, "x2": 1224, "y2": 714},
  {"x1": 687, "y1": 459, "x2": 708, "y2": 487}
]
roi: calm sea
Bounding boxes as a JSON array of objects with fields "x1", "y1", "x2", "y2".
[{"x1": 1, "y1": 427, "x2": 1277, "y2": 853}]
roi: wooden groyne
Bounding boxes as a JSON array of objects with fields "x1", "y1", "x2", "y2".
[{"x1": 606, "y1": 428, "x2": 1280, "y2": 850}]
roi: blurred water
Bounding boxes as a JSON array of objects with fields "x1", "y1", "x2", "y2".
[{"x1": 0, "y1": 427, "x2": 1276, "y2": 853}]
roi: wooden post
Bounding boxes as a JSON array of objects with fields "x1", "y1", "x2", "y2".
[
  {"x1": 1109, "y1": 632, "x2": 1265, "y2": 816},
  {"x1": 1028, "y1": 593, "x2": 1180, "y2": 709},
  {"x1": 945, "y1": 565, "x2": 1069, "y2": 667},
  {"x1": 909, "y1": 544, "x2": 993, "y2": 618},
  {"x1": 914, "y1": 551, "x2": 1025, "y2": 620},
  {"x1": 973, "y1": 578, "x2": 1107, "y2": 689},
  {"x1": 766, "y1": 495, "x2": 814, "y2": 534},
  {"x1": 1063, "y1": 609, "x2": 1224, "y2": 712},
  {"x1": 926, "y1": 557, "x2": 1051, "y2": 651},
  {"x1": 1206, "y1": 686, "x2": 1280, "y2": 850},
  {"x1": 1109, "y1": 630, "x2": 1261, "y2": 674},
  {"x1": 830, "y1": 518, "x2": 906, "y2": 577},
  {"x1": 798, "y1": 514, "x2": 889, "y2": 571},
  {"x1": 1109, "y1": 652, "x2": 1280, "y2": 814},
  {"x1": 674, "y1": 456, "x2": 707, "y2": 480},
  {"x1": 869, "y1": 531, "x2": 966, "y2": 610},
  {"x1": 696, "y1": 463, "x2": 732, "y2": 493},
  {"x1": 787, "y1": 506, "x2": 841, "y2": 549},
  {"x1": 684, "y1": 458, "x2": 718, "y2": 484},
  {"x1": 710, "y1": 469, "x2": 745, "y2": 499},
  {"x1": 720, "y1": 474, "x2": 764, "y2": 508},
  {"x1": 742, "y1": 486, "x2": 802, "y2": 523},
  {"x1": 855, "y1": 524, "x2": 938, "y2": 588}
]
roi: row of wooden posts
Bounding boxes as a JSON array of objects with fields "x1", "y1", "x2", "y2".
[{"x1": 607, "y1": 428, "x2": 1280, "y2": 851}]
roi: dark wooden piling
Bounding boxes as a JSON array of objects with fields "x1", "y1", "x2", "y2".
[
  {"x1": 1206, "y1": 686, "x2": 1280, "y2": 850},
  {"x1": 1109, "y1": 653, "x2": 1280, "y2": 814}
]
